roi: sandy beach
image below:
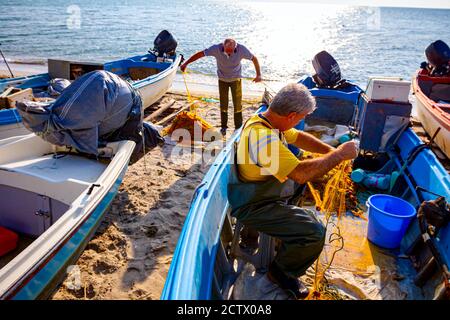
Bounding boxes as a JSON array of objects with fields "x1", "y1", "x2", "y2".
[{"x1": 0, "y1": 61, "x2": 262, "y2": 299}]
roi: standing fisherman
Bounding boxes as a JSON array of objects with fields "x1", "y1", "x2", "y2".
[{"x1": 180, "y1": 38, "x2": 262, "y2": 136}]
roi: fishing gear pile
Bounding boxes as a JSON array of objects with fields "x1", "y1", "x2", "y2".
[
  {"x1": 162, "y1": 110, "x2": 215, "y2": 141},
  {"x1": 162, "y1": 71, "x2": 217, "y2": 142},
  {"x1": 301, "y1": 152, "x2": 365, "y2": 219}
]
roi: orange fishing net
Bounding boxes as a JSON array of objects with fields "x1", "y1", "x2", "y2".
[
  {"x1": 300, "y1": 152, "x2": 365, "y2": 219},
  {"x1": 162, "y1": 111, "x2": 215, "y2": 142},
  {"x1": 299, "y1": 151, "x2": 366, "y2": 300}
]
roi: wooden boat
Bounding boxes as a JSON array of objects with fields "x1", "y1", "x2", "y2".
[
  {"x1": 0, "y1": 134, "x2": 135, "y2": 299},
  {"x1": 161, "y1": 76, "x2": 450, "y2": 300},
  {"x1": 412, "y1": 68, "x2": 450, "y2": 158},
  {"x1": 0, "y1": 52, "x2": 181, "y2": 140}
]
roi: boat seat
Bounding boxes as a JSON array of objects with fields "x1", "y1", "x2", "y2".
[
  {"x1": 430, "y1": 83, "x2": 450, "y2": 102},
  {"x1": 0, "y1": 154, "x2": 106, "y2": 205},
  {"x1": 230, "y1": 221, "x2": 276, "y2": 273}
]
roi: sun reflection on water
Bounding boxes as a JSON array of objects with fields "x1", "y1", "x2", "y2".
[{"x1": 234, "y1": 2, "x2": 357, "y2": 82}]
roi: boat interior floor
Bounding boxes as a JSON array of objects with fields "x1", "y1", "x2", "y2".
[
  {"x1": 231, "y1": 211, "x2": 428, "y2": 300},
  {"x1": 0, "y1": 235, "x2": 35, "y2": 269},
  {"x1": 429, "y1": 83, "x2": 450, "y2": 102},
  {"x1": 128, "y1": 67, "x2": 161, "y2": 81}
]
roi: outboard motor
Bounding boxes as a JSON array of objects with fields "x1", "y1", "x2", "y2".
[
  {"x1": 312, "y1": 51, "x2": 346, "y2": 89},
  {"x1": 421, "y1": 40, "x2": 450, "y2": 76},
  {"x1": 152, "y1": 30, "x2": 177, "y2": 58}
]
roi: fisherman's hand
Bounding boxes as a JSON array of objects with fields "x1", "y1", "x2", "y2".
[
  {"x1": 180, "y1": 63, "x2": 188, "y2": 73},
  {"x1": 336, "y1": 141, "x2": 358, "y2": 161},
  {"x1": 253, "y1": 75, "x2": 262, "y2": 83}
]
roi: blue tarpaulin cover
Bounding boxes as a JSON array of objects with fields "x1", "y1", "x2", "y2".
[{"x1": 16, "y1": 70, "x2": 163, "y2": 157}]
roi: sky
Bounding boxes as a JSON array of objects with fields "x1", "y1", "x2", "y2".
[{"x1": 244, "y1": 0, "x2": 450, "y2": 9}]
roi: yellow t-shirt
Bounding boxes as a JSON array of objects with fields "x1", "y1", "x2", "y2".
[{"x1": 237, "y1": 114, "x2": 301, "y2": 183}]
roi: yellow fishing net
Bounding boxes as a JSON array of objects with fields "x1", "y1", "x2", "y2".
[
  {"x1": 301, "y1": 151, "x2": 365, "y2": 219},
  {"x1": 161, "y1": 110, "x2": 215, "y2": 141},
  {"x1": 160, "y1": 71, "x2": 219, "y2": 142},
  {"x1": 299, "y1": 151, "x2": 366, "y2": 300}
]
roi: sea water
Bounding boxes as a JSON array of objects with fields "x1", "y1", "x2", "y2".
[{"x1": 0, "y1": 0, "x2": 449, "y2": 89}]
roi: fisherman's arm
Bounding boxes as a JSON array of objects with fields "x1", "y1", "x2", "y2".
[
  {"x1": 252, "y1": 56, "x2": 262, "y2": 83},
  {"x1": 180, "y1": 51, "x2": 205, "y2": 72},
  {"x1": 287, "y1": 141, "x2": 357, "y2": 184},
  {"x1": 293, "y1": 130, "x2": 335, "y2": 154}
]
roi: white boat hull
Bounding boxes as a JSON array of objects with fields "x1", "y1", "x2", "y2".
[
  {"x1": 0, "y1": 135, "x2": 135, "y2": 299},
  {"x1": 0, "y1": 55, "x2": 181, "y2": 142}
]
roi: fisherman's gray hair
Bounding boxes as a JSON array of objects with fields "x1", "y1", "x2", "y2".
[{"x1": 269, "y1": 83, "x2": 316, "y2": 116}]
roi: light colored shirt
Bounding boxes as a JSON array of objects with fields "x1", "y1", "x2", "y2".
[
  {"x1": 204, "y1": 43, "x2": 254, "y2": 80},
  {"x1": 237, "y1": 114, "x2": 301, "y2": 183}
]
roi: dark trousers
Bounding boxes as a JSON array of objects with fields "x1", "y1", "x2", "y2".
[
  {"x1": 235, "y1": 202, "x2": 326, "y2": 278},
  {"x1": 218, "y1": 79, "x2": 243, "y2": 129}
]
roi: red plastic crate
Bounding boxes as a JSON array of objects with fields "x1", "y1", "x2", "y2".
[{"x1": 0, "y1": 226, "x2": 19, "y2": 257}]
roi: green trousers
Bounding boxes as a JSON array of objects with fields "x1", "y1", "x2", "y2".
[
  {"x1": 218, "y1": 79, "x2": 243, "y2": 129},
  {"x1": 233, "y1": 202, "x2": 325, "y2": 278}
]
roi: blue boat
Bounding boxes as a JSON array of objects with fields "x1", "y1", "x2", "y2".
[
  {"x1": 0, "y1": 52, "x2": 181, "y2": 140},
  {"x1": 161, "y1": 74, "x2": 450, "y2": 300}
]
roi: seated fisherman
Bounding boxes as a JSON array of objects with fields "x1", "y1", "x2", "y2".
[{"x1": 228, "y1": 83, "x2": 358, "y2": 299}]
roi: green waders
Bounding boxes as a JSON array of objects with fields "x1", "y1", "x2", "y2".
[
  {"x1": 227, "y1": 125, "x2": 326, "y2": 279},
  {"x1": 218, "y1": 79, "x2": 243, "y2": 129}
]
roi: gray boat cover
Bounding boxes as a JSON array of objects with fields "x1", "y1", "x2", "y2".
[
  {"x1": 16, "y1": 70, "x2": 163, "y2": 157},
  {"x1": 35, "y1": 78, "x2": 71, "y2": 98}
]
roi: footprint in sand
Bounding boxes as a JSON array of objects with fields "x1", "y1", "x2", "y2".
[
  {"x1": 129, "y1": 288, "x2": 150, "y2": 300},
  {"x1": 141, "y1": 225, "x2": 158, "y2": 238},
  {"x1": 93, "y1": 258, "x2": 121, "y2": 275}
]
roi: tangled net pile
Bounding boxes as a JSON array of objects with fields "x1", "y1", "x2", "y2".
[
  {"x1": 162, "y1": 110, "x2": 215, "y2": 141},
  {"x1": 161, "y1": 71, "x2": 218, "y2": 142},
  {"x1": 299, "y1": 151, "x2": 366, "y2": 300},
  {"x1": 301, "y1": 151, "x2": 365, "y2": 219}
]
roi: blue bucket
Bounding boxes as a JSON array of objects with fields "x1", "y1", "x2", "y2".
[{"x1": 366, "y1": 194, "x2": 416, "y2": 249}]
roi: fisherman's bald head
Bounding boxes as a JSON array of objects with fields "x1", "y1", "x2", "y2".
[{"x1": 223, "y1": 38, "x2": 237, "y2": 55}]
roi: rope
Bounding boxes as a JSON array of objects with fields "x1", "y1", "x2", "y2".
[
  {"x1": 302, "y1": 153, "x2": 361, "y2": 300},
  {"x1": 181, "y1": 71, "x2": 200, "y2": 112},
  {"x1": 310, "y1": 214, "x2": 345, "y2": 300}
]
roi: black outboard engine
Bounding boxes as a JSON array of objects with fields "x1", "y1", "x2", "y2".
[
  {"x1": 312, "y1": 51, "x2": 346, "y2": 89},
  {"x1": 152, "y1": 30, "x2": 178, "y2": 58},
  {"x1": 421, "y1": 40, "x2": 450, "y2": 76}
]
